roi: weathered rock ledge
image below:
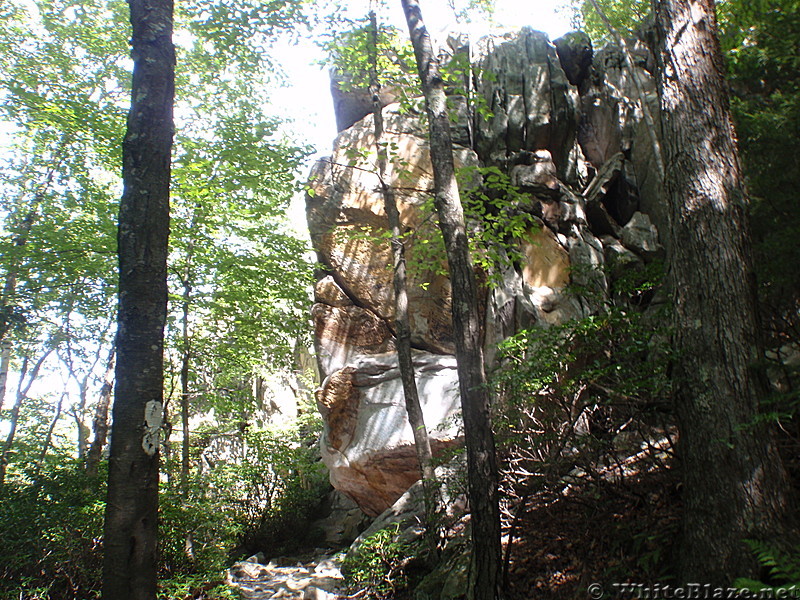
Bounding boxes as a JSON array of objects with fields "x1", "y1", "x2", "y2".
[{"x1": 306, "y1": 27, "x2": 664, "y2": 515}]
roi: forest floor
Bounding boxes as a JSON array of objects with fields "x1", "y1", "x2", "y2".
[
  {"x1": 224, "y1": 467, "x2": 680, "y2": 600},
  {"x1": 505, "y1": 467, "x2": 681, "y2": 599},
  {"x1": 224, "y1": 433, "x2": 800, "y2": 599}
]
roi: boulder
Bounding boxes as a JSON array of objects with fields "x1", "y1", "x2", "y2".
[
  {"x1": 554, "y1": 31, "x2": 594, "y2": 88},
  {"x1": 307, "y1": 28, "x2": 663, "y2": 517},
  {"x1": 579, "y1": 39, "x2": 667, "y2": 243},
  {"x1": 330, "y1": 70, "x2": 399, "y2": 132},
  {"x1": 313, "y1": 490, "x2": 369, "y2": 546},
  {"x1": 621, "y1": 211, "x2": 662, "y2": 260},
  {"x1": 312, "y1": 303, "x2": 394, "y2": 377},
  {"x1": 317, "y1": 352, "x2": 462, "y2": 516},
  {"x1": 474, "y1": 28, "x2": 581, "y2": 183},
  {"x1": 521, "y1": 223, "x2": 571, "y2": 289},
  {"x1": 510, "y1": 149, "x2": 560, "y2": 195},
  {"x1": 307, "y1": 106, "x2": 479, "y2": 354}
]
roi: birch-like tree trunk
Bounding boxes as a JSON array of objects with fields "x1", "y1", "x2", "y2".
[
  {"x1": 368, "y1": 8, "x2": 438, "y2": 534},
  {"x1": 401, "y1": 1, "x2": 502, "y2": 596}
]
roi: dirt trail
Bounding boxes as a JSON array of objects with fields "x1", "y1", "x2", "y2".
[{"x1": 228, "y1": 551, "x2": 344, "y2": 599}]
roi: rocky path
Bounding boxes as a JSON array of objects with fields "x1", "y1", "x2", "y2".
[{"x1": 228, "y1": 551, "x2": 345, "y2": 600}]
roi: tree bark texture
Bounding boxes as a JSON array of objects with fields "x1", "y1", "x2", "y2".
[
  {"x1": 368, "y1": 10, "x2": 438, "y2": 520},
  {"x1": 401, "y1": 1, "x2": 502, "y2": 597},
  {"x1": 102, "y1": 0, "x2": 174, "y2": 597},
  {"x1": 654, "y1": 0, "x2": 794, "y2": 583},
  {"x1": 86, "y1": 344, "x2": 115, "y2": 479}
]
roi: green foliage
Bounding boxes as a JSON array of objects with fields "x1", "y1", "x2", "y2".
[
  {"x1": 0, "y1": 409, "x2": 326, "y2": 599},
  {"x1": 164, "y1": 407, "x2": 328, "y2": 558},
  {"x1": 736, "y1": 541, "x2": 800, "y2": 593},
  {"x1": 572, "y1": 0, "x2": 652, "y2": 42},
  {"x1": 342, "y1": 524, "x2": 426, "y2": 598},
  {"x1": 159, "y1": 482, "x2": 245, "y2": 581},
  {"x1": 0, "y1": 462, "x2": 105, "y2": 600},
  {"x1": 441, "y1": 49, "x2": 495, "y2": 122},
  {"x1": 491, "y1": 265, "x2": 672, "y2": 488},
  {"x1": 178, "y1": 0, "x2": 307, "y2": 74},
  {"x1": 459, "y1": 166, "x2": 538, "y2": 281},
  {"x1": 0, "y1": 0, "x2": 124, "y2": 405},
  {"x1": 406, "y1": 166, "x2": 539, "y2": 287},
  {"x1": 318, "y1": 13, "x2": 419, "y2": 99},
  {"x1": 227, "y1": 418, "x2": 329, "y2": 555},
  {"x1": 158, "y1": 575, "x2": 240, "y2": 600},
  {"x1": 1, "y1": 0, "x2": 315, "y2": 487}
]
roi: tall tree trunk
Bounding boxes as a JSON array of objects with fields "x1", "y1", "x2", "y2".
[
  {"x1": 35, "y1": 390, "x2": 67, "y2": 479},
  {"x1": 102, "y1": 0, "x2": 174, "y2": 597},
  {"x1": 86, "y1": 344, "x2": 116, "y2": 479},
  {"x1": 179, "y1": 270, "x2": 195, "y2": 561},
  {"x1": 401, "y1": 2, "x2": 502, "y2": 597},
  {"x1": 179, "y1": 257, "x2": 193, "y2": 496},
  {"x1": 0, "y1": 347, "x2": 54, "y2": 484},
  {"x1": 367, "y1": 9, "x2": 438, "y2": 528},
  {"x1": 653, "y1": 0, "x2": 795, "y2": 583}
]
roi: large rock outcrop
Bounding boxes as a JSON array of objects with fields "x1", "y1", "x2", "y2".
[{"x1": 306, "y1": 27, "x2": 664, "y2": 515}]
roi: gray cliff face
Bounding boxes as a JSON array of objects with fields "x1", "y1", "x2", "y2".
[{"x1": 306, "y1": 28, "x2": 663, "y2": 516}]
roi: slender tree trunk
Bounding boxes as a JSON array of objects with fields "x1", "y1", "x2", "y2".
[
  {"x1": 74, "y1": 403, "x2": 90, "y2": 459},
  {"x1": 86, "y1": 344, "x2": 115, "y2": 479},
  {"x1": 0, "y1": 148, "x2": 67, "y2": 414},
  {"x1": 401, "y1": 2, "x2": 502, "y2": 597},
  {"x1": 179, "y1": 264, "x2": 192, "y2": 495},
  {"x1": 0, "y1": 347, "x2": 54, "y2": 484},
  {"x1": 0, "y1": 342, "x2": 11, "y2": 416},
  {"x1": 368, "y1": 9, "x2": 438, "y2": 526},
  {"x1": 102, "y1": 0, "x2": 174, "y2": 597},
  {"x1": 653, "y1": 0, "x2": 795, "y2": 583},
  {"x1": 0, "y1": 208, "x2": 37, "y2": 415},
  {"x1": 70, "y1": 364, "x2": 93, "y2": 461},
  {"x1": 179, "y1": 272, "x2": 195, "y2": 561},
  {"x1": 0, "y1": 357, "x2": 29, "y2": 485},
  {"x1": 35, "y1": 390, "x2": 67, "y2": 479}
]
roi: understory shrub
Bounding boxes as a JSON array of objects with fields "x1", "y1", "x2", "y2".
[
  {"x1": 493, "y1": 304, "x2": 673, "y2": 482},
  {"x1": 0, "y1": 461, "x2": 105, "y2": 600},
  {"x1": 491, "y1": 263, "x2": 674, "y2": 545},
  {"x1": 342, "y1": 524, "x2": 428, "y2": 599},
  {"x1": 0, "y1": 413, "x2": 326, "y2": 599}
]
